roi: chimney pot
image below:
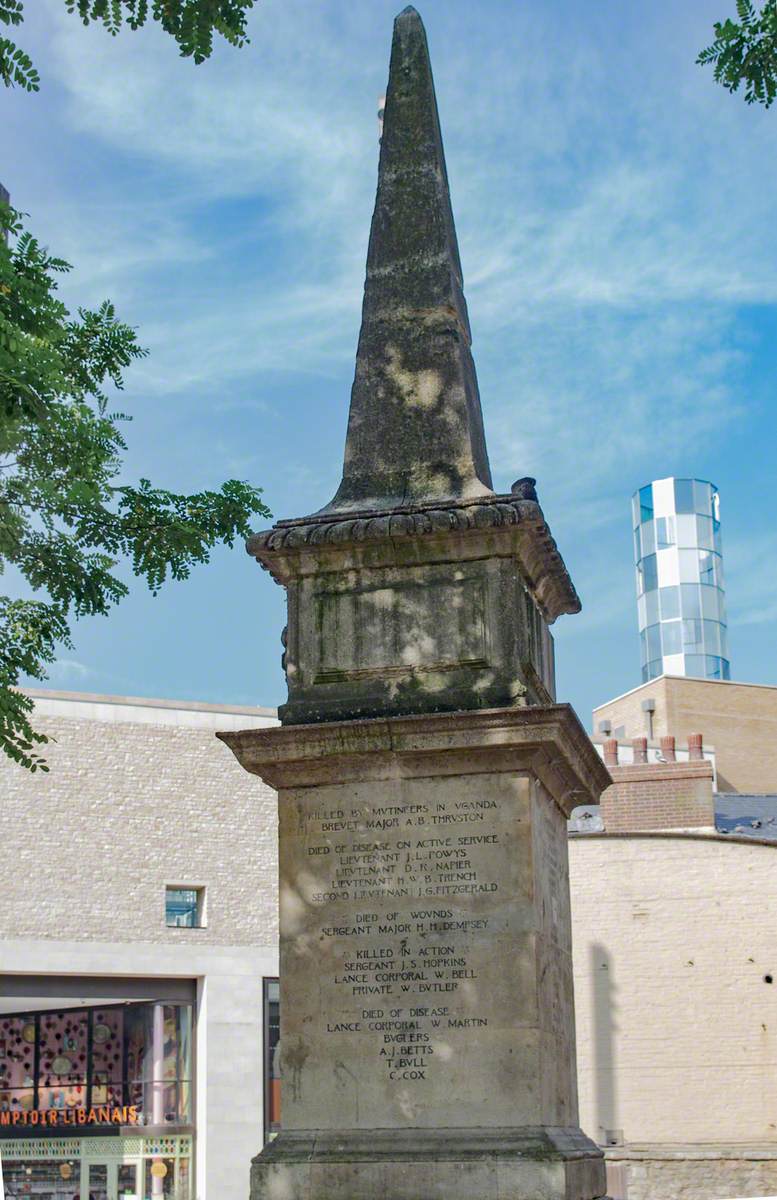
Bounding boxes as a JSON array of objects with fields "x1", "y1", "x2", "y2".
[
  {"x1": 632, "y1": 737, "x2": 648, "y2": 764},
  {"x1": 660, "y1": 735, "x2": 676, "y2": 762},
  {"x1": 603, "y1": 738, "x2": 619, "y2": 768},
  {"x1": 688, "y1": 732, "x2": 704, "y2": 760}
]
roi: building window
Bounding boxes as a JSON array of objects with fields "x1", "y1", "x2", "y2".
[
  {"x1": 659, "y1": 585, "x2": 680, "y2": 619},
  {"x1": 637, "y1": 553, "x2": 657, "y2": 595},
  {"x1": 682, "y1": 618, "x2": 703, "y2": 651},
  {"x1": 263, "y1": 979, "x2": 280, "y2": 1140},
  {"x1": 661, "y1": 620, "x2": 682, "y2": 655},
  {"x1": 165, "y1": 887, "x2": 205, "y2": 929},
  {"x1": 674, "y1": 478, "x2": 695, "y2": 513},
  {"x1": 0, "y1": 1001, "x2": 193, "y2": 1130}
]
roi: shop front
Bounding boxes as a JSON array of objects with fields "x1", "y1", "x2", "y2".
[
  {"x1": 0, "y1": 1133, "x2": 192, "y2": 1200},
  {"x1": 0, "y1": 1001, "x2": 194, "y2": 1200}
]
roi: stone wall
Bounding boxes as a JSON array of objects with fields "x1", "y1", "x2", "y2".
[
  {"x1": 606, "y1": 1151, "x2": 777, "y2": 1200},
  {"x1": 570, "y1": 833, "x2": 777, "y2": 1197},
  {"x1": 0, "y1": 691, "x2": 279, "y2": 945}
]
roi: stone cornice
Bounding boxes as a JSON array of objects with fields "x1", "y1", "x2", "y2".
[
  {"x1": 218, "y1": 704, "x2": 611, "y2": 815},
  {"x1": 258, "y1": 1126, "x2": 604, "y2": 1163},
  {"x1": 246, "y1": 495, "x2": 580, "y2": 624}
]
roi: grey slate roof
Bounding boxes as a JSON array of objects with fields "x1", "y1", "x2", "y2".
[
  {"x1": 568, "y1": 795, "x2": 777, "y2": 838},
  {"x1": 715, "y1": 794, "x2": 777, "y2": 839}
]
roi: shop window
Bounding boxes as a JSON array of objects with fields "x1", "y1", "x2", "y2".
[
  {"x1": 126, "y1": 1003, "x2": 193, "y2": 1126},
  {"x1": 165, "y1": 887, "x2": 205, "y2": 928},
  {"x1": 264, "y1": 979, "x2": 280, "y2": 1140},
  {"x1": 145, "y1": 1157, "x2": 177, "y2": 1196},
  {"x1": 119, "y1": 1162, "x2": 140, "y2": 1197},
  {"x1": 0, "y1": 1001, "x2": 193, "y2": 1131},
  {"x1": 3, "y1": 1160, "x2": 78, "y2": 1199}
]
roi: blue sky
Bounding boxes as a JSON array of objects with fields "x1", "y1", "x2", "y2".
[{"x1": 5, "y1": 0, "x2": 777, "y2": 727}]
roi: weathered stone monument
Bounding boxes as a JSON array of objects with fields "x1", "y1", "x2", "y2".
[{"x1": 220, "y1": 8, "x2": 610, "y2": 1198}]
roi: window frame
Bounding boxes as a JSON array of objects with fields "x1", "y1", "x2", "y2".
[
  {"x1": 263, "y1": 977, "x2": 280, "y2": 1143},
  {"x1": 164, "y1": 886, "x2": 207, "y2": 930}
]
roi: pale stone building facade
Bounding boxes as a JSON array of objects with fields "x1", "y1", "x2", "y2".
[
  {"x1": 570, "y1": 831, "x2": 777, "y2": 1200},
  {"x1": 0, "y1": 689, "x2": 279, "y2": 1200}
]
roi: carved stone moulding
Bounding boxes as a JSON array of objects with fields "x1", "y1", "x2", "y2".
[
  {"x1": 248, "y1": 496, "x2": 580, "y2": 724},
  {"x1": 218, "y1": 702, "x2": 611, "y2": 816},
  {"x1": 247, "y1": 494, "x2": 580, "y2": 626}
]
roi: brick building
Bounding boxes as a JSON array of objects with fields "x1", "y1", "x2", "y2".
[
  {"x1": 0, "y1": 690, "x2": 279, "y2": 1200},
  {"x1": 592, "y1": 674, "x2": 777, "y2": 794}
]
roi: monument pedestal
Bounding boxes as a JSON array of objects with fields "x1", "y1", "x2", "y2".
[
  {"x1": 253, "y1": 1128, "x2": 604, "y2": 1200},
  {"x1": 220, "y1": 706, "x2": 610, "y2": 1200}
]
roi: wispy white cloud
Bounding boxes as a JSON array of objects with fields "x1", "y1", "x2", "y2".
[
  {"x1": 724, "y1": 530, "x2": 777, "y2": 630},
  {"x1": 47, "y1": 659, "x2": 92, "y2": 682},
  {"x1": 5, "y1": 0, "x2": 776, "y2": 712}
]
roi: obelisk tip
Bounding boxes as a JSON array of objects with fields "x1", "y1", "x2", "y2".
[{"x1": 318, "y1": 3, "x2": 493, "y2": 513}]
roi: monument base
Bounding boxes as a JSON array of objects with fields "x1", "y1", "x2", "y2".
[{"x1": 251, "y1": 1127, "x2": 607, "y2": 1199}]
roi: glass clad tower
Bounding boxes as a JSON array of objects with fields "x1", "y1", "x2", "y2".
[{"x1": 632, "y1": 477, "x2": 730, "y2": 683}]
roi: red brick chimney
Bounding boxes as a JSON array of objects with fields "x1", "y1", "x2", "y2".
[
  {"x1": 603, "y1": 739, "x2": 619, "y2": 768},
  {"x1": 660, "y1": 735, "x2": 676, "y2": 762},
  {"x1": 600, "y1": 732, "x2": 714, "y2": 833}
]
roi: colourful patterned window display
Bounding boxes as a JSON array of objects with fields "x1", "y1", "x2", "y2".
[
  {"x1": 0, "y1": 1016, "x2": 36, "y2": 1116},
  {"x1": 38, "y1": 1009, "x2": 89, "y2": 1112},
  {"x1": 0, "y1": 1003, "x2": 192, "y2": 1133}
]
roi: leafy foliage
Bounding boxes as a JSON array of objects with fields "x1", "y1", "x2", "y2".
[
  {"x1": 0, "y1": 203, "x2": 271, "y2": 769},
  {"x1": 698, "y1": 0, "x2": 777, "y2": 107},
  {"x1": 1, "y1": 0, "x2": 255, "y2": 92},
  {"x1": 0, "y1": 0, "x2": 39, "y2": 90}
]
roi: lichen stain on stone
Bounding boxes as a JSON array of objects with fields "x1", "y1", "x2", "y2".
[
  {"x1": 385, "y1": 344, "x2": 443, "y2": 411},
  {"x1": 395, "y1": 1084, "x2": 423, "y2": 1123},
  {"x1": 282, "y1": 1035, "x2": 311, "y2": 1103},
  {"x1": 281, "y1": 875, "x2": 318, "y2": 935},
  {"x1": 432, "y1": 1038, "x2": 454, "y2": 1061},
  {"x1": 399, "y1": 634, "x2": 437, "y2": 665},
  {"x1": 333, "y1": 1060, "x2": 360, "y2": 1125}
]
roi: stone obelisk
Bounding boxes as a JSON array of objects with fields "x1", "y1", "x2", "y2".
[{"x1": 220, "y1": 9, "x2": 610, "y2": 1198}]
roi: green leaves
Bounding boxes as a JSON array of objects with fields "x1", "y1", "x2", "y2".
[
  {"x1": 698, "y1": 0, "x2": 777, "y2": 107},
  {"x1": 0, "y1": 202, "x2": 272, "y2": 768},
  {"x1": 65, "y1": 0, "x2": 256, "y2": 62},
  {"x1": 1, "y1": 1, "x2": 257, "y2": 92},
  {"x1": 0, "y1": 2, "x2": 39, "y2": 91}
]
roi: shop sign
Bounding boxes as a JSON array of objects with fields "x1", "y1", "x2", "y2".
[{"x1": 0, "y1": 1105, "x2": 140, "y2": 1128}]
